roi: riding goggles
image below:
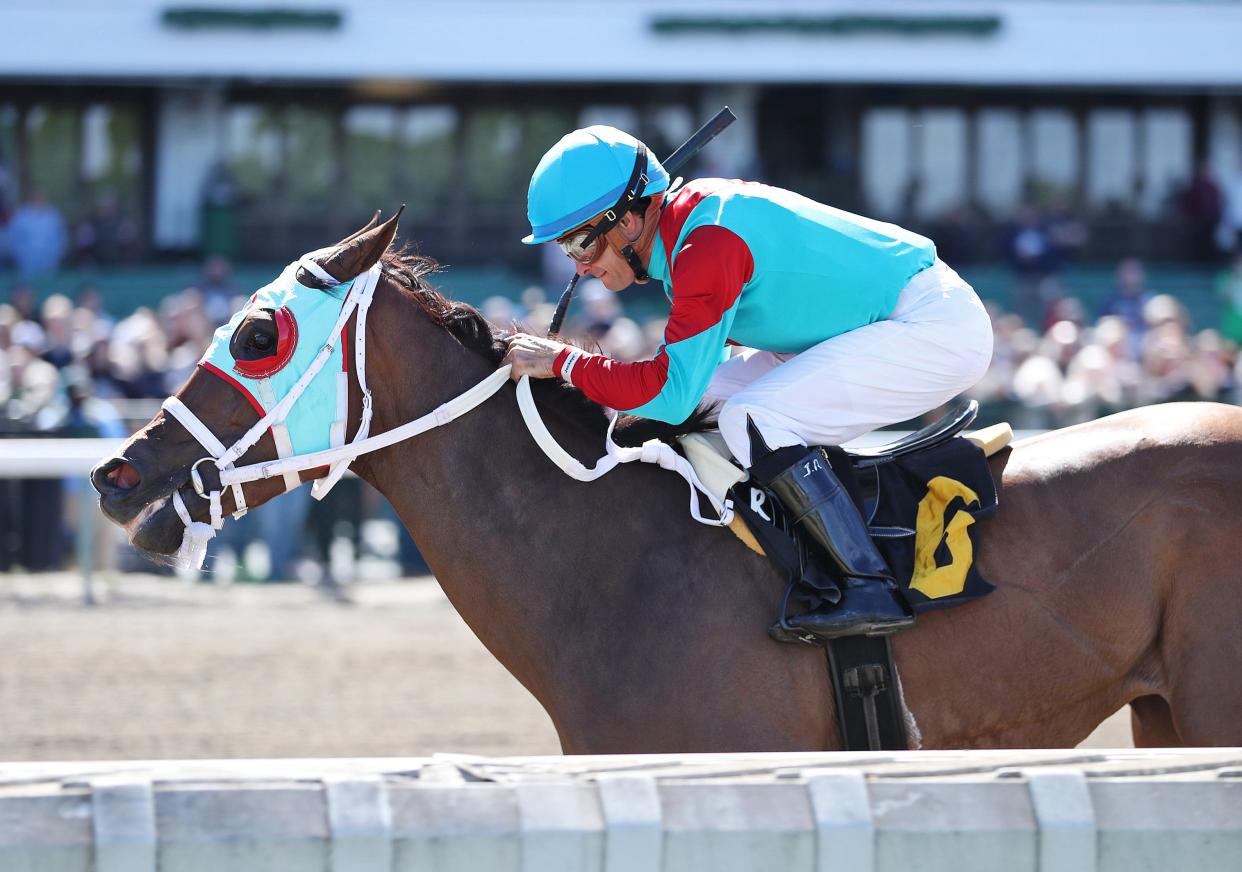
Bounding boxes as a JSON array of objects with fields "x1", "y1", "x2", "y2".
[{"x1": 556, "y1": 225, "x2": 604, "y2": 263}]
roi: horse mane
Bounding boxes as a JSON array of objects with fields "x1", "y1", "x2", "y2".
[{"x1": 377, "y1": 247, "x2": 715, "y2": 447}]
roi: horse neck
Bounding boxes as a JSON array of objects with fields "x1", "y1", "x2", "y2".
[
  {"x1": 344, "y1": 285, "x2": 835, "y2": 755},
  {"x1": 352, "y1": 297, "x2": 655, "y2": 713}
]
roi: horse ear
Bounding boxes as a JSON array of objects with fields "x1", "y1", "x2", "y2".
[
  {"x1": 341, "y1": 210, "x2": 382, "y2": 244},
  {"x1": 297, "y1": 206, "x2": 403, "y2": 287}
]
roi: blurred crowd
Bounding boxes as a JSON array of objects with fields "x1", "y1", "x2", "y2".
[
  {"x1": 0, "y1": 256, "x2": 238, "y2": 438},
  {"x1": 972, "y1": 256, "x2": 1241, "y2": 429}
]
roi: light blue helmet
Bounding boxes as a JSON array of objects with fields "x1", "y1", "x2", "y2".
[{"x1": 523, "y1": 125, "x2": 670, "y2": 245}]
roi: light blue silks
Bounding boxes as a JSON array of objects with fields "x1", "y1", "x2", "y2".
[
  {"x1": 628, "y1": 180, "x2": 937, "y2": 424},
  {"x1": 199, "y1": 262, "x2": 352, "y2": 456},
  {"x1": 523, "y1": 125, "x2": 670, "y2": 244}
]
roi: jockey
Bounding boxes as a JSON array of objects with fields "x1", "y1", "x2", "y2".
[{"x1": 503, "y1": 125, "x2": 993, "y2": 639}]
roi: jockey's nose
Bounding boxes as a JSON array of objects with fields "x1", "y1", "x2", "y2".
[
  {"x1": 91, "y1": 456, "x2": 142, "y2": 495},
  {"x1": 574, "y1": 260, "x2": 592, "y2": 277}
]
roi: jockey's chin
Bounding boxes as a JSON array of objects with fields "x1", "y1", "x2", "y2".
[
  {"x1": 597, "y1": 271, "x2": 629, "y2": 292},
  {"x1": 593, "y1": 264, "x2": 646, "y2": 292}
]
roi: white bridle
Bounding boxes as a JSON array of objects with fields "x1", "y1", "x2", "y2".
[{"x1": 158, "y1": 256, "x2": 731, "y2": 570}]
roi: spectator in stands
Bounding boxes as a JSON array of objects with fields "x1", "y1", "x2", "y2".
[
  {"x1": 481, "y1": 295, "x2": 521, "y2": 328},
  {"x1": 75, "y1": 284, "x2": 115, "y2": 337},
  {"x1": 9, "y1": 284, "x2": 40, "y2": 325},
  {"x1": 108, "y1": 307, "x2": 169, "y2": 398},
  {"x1": 84, "y1": 337, "x2": 128, "y2": 400},
  {"x1": 1004, "y1": 204, "x2": 1054, "y2": 323},
  {"x1": 577, "y1": 278, "x2": 621, "y2": 343},
  {"x1": 1045, "y1": 193, "x2": 1089, "y2": 270},
  {"x1": 540, "y1": 237, "x2": 576, "y2": 297},
  {"x1": 520, "y1": 285, "x2": 546, "y2": 314},
  {"x1": 1, "y1": 335, "x2": 68, "y2": 568},
  {"x1": 1138, "y1": 328, "x2": 1192, "y2": 404},
  {"x1": 3, "y1": 329, "x2": 59, "y2": 427},
  {"x1": 0, "y1": 306, "x2": 12, "y2": 414},
  {"x1": 0, "y1": 156, "x2": 12, "y2": 218},
  {"x1": 1097, "y1": 258, "x2": 1155, "y2": 358},
  {"x1": 1092, "y1": 315, "x2": 1143, "y2": 405},
  {"x1": 1221, "y1": 156, "x2": 1242, "y2": 255},
  {"x1": 1041, "y1": 292, "x2": 1086, "y2": 334},
  {"x1": 1186, "y1": 329, "x2": 1233, "y2": 401},
  {"x1": 0, "y1": 159, "x2": 12, "y2": 269},
  {"x1": 35, "y1": 365, "x2": 125, "y2": 439},
  {"x1": 1216, "y1": 253, "x2": 1242, "y2": 345},
  {"x1": 39, "y1": 294, "x2": 74, "y2": 370},
  {"x1": 1009, "y1": 339, "x2": 1063, "y2": 428},
  {"x1": 6, "y1": 191, "x2": 68, "y2": 276},
  {"x1": 1061, "y1": 342, "x2": 1124, "y2": 425},
  {"x1": 1178, "y1": 159, "x2": 1224, "y2": 263},
  {"x1": 198, "y1": 255, "x2": 240, "y2": 325},
  {"x1": 72, "y1": 190, "x2": 139, "y2": 266},
  {"x1": 641, "y1": 316, "x2": 668, "y2": 361},
  {"x1": 160, "y1": 288, "x2": 215, "y2": 392}
]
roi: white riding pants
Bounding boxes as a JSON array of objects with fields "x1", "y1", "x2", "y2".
[{"x1": 708, "y1": 259, "x2": 993, "y2": 467}]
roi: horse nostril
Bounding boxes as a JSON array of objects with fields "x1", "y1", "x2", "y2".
[{"x1": 91, "y1": 457, "x2": 141, "y2": 494}]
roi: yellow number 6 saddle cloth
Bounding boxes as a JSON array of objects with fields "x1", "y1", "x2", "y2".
[{"x1": 680, "y1": 400, "x2": 1013, "y2": 618}]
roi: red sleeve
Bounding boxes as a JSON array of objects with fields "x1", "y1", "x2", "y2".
[{"x1": 553, "y1": 225, "x2": 754, "y2": 412}]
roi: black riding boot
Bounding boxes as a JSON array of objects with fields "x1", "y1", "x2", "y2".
[{"x1": 749, "y1": 427, "x2": 913, "y2": 639}]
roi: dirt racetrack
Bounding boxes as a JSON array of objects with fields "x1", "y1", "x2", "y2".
[{"x1": 0, "y1": 573, "x2": 1130, "y2": 761}]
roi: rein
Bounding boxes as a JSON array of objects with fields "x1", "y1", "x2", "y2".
[{"x1": 160, "y1": 256, "x2": 731, "y2": 569}]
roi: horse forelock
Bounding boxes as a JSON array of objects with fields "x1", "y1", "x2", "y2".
[{"x1": 373, "y1": 246, "x2": 715, "y2": 447}]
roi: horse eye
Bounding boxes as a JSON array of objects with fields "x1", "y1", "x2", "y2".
[{"x1": 248, "y1": 331, "x2": 274, "y2": 352}]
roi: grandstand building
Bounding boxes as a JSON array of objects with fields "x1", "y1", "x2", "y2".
[{"x1": 2, "y1": 0, "x2": 1241, "y2": 267}]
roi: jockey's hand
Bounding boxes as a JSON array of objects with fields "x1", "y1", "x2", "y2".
[{"x1": 502, "y1": 333, "x2": 567, "y2": 381}]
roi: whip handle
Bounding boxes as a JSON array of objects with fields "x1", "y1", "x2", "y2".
[{"x1": 547, "y1": 273, "x2": 580, "y2": 335}]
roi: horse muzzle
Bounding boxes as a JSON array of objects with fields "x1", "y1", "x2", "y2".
[
  {"x1": 90, "y1": 455, "x2": 148, "y2": 522},
  {"x1": 90, "y1": 455, "x2": 192, "y2": 554}
]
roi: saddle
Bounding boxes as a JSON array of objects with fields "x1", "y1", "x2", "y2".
[
  {"x1": 680, "y1": 400, "x2": 1012, "y2": 752},
  {"x1": 681, "y1": 399, "x2": 1012, "y2": 563}
]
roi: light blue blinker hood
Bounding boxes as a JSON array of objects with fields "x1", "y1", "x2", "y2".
[{"x1": 199, "y1": 262, "x2": 352, "y2": 456}]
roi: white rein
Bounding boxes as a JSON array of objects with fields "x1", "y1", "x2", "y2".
[{"x1": 161, "y1": 258, "x2": 732, "y2": 569}]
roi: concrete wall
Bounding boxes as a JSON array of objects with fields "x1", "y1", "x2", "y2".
[{"x1": 1, "y1": 750, "x2": 1239, "y2": 871}]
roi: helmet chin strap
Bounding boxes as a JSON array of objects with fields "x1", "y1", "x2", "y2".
[{"x1": 602, "y1": 195, "x2": 664, "y2": 284}]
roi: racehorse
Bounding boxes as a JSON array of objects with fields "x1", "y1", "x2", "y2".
[{"x1": 91, "y1": 213, "x2": 1242, "y2": 752}]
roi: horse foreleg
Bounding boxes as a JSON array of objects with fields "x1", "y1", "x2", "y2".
[{"x1": 1129, "y1": 695, "x2": 1183, "y2": 747}]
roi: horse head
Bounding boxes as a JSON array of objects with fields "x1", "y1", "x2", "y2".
[{"x1": 90, "y1": 210, "x2": 403, "y2": 559}]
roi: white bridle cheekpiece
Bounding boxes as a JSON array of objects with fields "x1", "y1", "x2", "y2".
[{"x1": 159, "y1": 253, "x2": 730, "y2": 569}]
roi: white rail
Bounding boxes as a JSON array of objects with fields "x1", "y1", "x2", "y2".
[
  {"x1": 0, "y1": 750, "x2": 1238, "y2": 871},
  {"x1": 0, "y1": 438, "x2": 123, "y2": 477}
]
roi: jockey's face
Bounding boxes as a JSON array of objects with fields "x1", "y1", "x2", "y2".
[{"x1": 571, "y1": 211, "x2": 645, "y2": 292}]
